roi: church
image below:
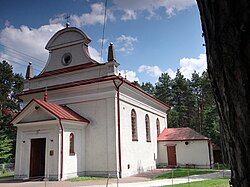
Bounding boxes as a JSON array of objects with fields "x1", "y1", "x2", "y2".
[{"x1": 11, "y1": 26, "x2": 171, "y2": 180}]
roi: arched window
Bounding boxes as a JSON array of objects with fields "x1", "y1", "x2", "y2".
[
  {"x1": 156, "y1": 118, "x2": 160, "y2": 137},
  {"x1": 131, "y1": 109, "x2": 138, "y2": 141},
  {"x1": 69, "y1": 133, "x2": 75, "y2": 155},
  {"x1": 145, "y1": 114, "x2": 151, "y2": 142}
]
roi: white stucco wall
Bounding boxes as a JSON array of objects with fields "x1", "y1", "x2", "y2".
[
  {"x1": 62, "y1": 123, "x2": 86, "y2": 180},
  {"x1": 68, "y1": 92, "x2": 118, "y2": 177},
  {"x1": 44, "y1": 44, "x2": 90, "y2": 72},
  {"x1": 20, "y1": 81, "x2": 119, "y2": 178},
  {"x1": 119, "y1": 91, "x2": 167, "y2": 177},
  {"x1": 14, "y1": 123, "x2": 60, "y2": 180},
  {"x1": 157, "y1": 140, "x2": 213, "y2": 168}
]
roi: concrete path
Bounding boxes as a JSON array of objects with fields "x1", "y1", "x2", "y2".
[
  {"x1": 0, "y1": 170, "x2": 230, "y2": 187},
  {"x1": 80, "y1": 170, "x2": 230, "y2": 187}
]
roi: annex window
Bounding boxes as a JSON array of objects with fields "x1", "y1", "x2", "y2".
[
  {"x1": 156, "y1": 118, "x2": 160, "y2": 137},
  {"x1": 145, "y1": 114, "x2": 151, "y2": 142},
  {"x1": 131, "y1": 109, "x2": 138, "y2": 141},
  {"x1": 69, "y1": 133, "x2": 75, "y2": 155}
]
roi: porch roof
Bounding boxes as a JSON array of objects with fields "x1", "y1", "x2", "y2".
[
  {"x1": 33, "y1": 99, "x2": 89, "y2": 123},
  {"x1": 11, "y1": 99, "x2": 90, "y2": 125}
]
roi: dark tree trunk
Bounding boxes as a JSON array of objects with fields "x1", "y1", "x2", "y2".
[{"x1": 196, "y1": 1, "x2": 250, "y2": 186}]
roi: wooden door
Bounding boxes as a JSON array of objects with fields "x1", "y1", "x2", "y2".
[
  {"x1": 29, "y1": 138, "x2": 46, "y2": 179},
  {"x1": 167, "y1": 146, "x2": 177, "y2": 166}
]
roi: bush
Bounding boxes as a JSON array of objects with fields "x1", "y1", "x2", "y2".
[{"x1": 1, "y1": 168, "x2": 7, "y2": 175}]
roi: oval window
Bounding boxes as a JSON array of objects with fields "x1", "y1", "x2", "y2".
[{"x1": 62, "y1": 53, "x2": 72, "y2": 66}]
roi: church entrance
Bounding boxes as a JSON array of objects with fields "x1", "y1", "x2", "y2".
[{"x1": 29, "y1": 138, "x2": 46, "y2": 179}]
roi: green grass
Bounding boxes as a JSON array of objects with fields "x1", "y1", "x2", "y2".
[
  {"x1": 214, "y1": 163, "x2": 230, "y2": 170},
  {"x1": 0, "y1": 172, "x2": 14, "y2": 178},
  {"x1": 154, "y1": 168, "x2": 218, "y2": 180},
  {"x1": 67, "y1": 176, "x2": 106, "y2": 182},
  {"x1": 163, "y1": 178, "x2": 230, "y2": 187}
]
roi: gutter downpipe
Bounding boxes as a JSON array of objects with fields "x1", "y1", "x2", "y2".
[
  {"x1": 113, "y1": 77, "x2": 124, "y2": 178},
  {"x1": 59, "y1": 119, "x2": 64, "y2": 180}
]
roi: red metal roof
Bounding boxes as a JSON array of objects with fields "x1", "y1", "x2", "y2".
[
  {"x1": 34, "y1": 99, "x2": 89, "y2": 123},
  {"x1": 158, "y1": 127, "x2": 209, "y2": 142}
]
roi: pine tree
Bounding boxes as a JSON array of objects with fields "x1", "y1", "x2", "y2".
[
  {"x1": 140, "y1": 82, "x2": 155, "y2": 95},
  {"x1": 171, "y1": 70, "x2": 191, "y2": 127},
  {"x1": 154, "y1": 73, "x2": 172, "y2": 104},
  {"x1": 0, "y1": 133, "x2": 13, "y2": 163},
  {"x1": 0, "y1": 60, "x2": 24, "y2": 163}
]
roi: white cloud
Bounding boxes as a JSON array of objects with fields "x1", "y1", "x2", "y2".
[
  {"x1": 179, "y1": 54, "x2": 207, "y2": 79},
  {"x1": 119, "y1": 70, "x2": 140, "y2": 83},
  {"x1": 0, "y1": 23, "x2": 64, "y2": 74},
  {"x1": 49, "y1": 13, "x2": 66, "y2": 25},
  {"x1": 115, "y1": 35, "x2": 138, "y2": 54},
  {"x1": 137, "y1": 54, "x2": 207, "y2": 80},
  {"x1": 167, "y1": 54, "x2": 207, "y2": 79},
  {"x1": 121, "y1": 10, "x2": 137, "y2": 21},
  {"x1": 138, "y1": 65, "x2": 162, "y2": 77},
  {"x1": 0, "y1": 23, "x2": 103, "y2": 74},
  {"x1": 88, "y1": 46, "x2": 103, "y2": 63},
  {"x1": 164, "y1": 0, "x2": 196, "y2": 16},
  {"x1": 50, "y1": 3, "x2": 115, "y2": 27},
  {"x1": 113, "y1": 0, "x2": 196, "y2": 19},
  {"x1": 166, "y1": 68, "x2": 176, "y2": 79},
  {"x1": 98, "y1": 38, "x2": 108, "y2": 45}
]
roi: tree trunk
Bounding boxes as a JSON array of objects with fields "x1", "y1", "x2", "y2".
[{"x1": 196, "y1": 1, "x2": 250, "y2": 186}]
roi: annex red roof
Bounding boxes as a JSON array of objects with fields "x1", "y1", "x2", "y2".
[
  {"x1": 34, "y1": 99, "x2": 89, "y2": 123},
  {"x1": 158, "y1": 127, "x2": 209, "y2": 142}
]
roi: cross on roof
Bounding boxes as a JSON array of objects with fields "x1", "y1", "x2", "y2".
[{"x1": 65, "y1": 15, "x2": 70, "y2": 28}]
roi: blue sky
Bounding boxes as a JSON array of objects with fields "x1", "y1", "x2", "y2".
[{"x1": 0, "y1": 0, "x2": 206, "y2": 84}]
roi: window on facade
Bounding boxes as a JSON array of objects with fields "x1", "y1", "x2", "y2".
[
  {"x1": 131, "y1": 109, "x2": 138, "y2": 141},
  {"x1": 156, "y1": 118, "x2": 160, "y2": 137},
  {"x1": 69, "y1": 133, "x2": 75, "y2": 155},
  {"x1": 145, "y1": 114, "x2": 151, "y2": 142}
]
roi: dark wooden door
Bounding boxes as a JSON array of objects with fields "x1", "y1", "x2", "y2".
[
  {"x1": 29, "y1": 138, "x2": 46, "y2": 178},
  {"x1": 167, "y1": 146, "x2": 177, "y2": 166}
]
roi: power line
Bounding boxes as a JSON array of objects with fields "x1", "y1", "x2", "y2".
[
  {"x1": 0, "y1": 56, "x2": 42, "y2": 72},
  {"x1": 0, "y1": 43, "x2": 46, "y2": 64},
  {"x1": 100, "y1": 0, "x2": 108, "y2": 63},
  {"x1": 0, "y1": 56, "x2": 88, "y2": 89},
  {"x1": 0, "y1": 40, "x2": 93, "y2": 90},
  {"x1": 0, "y1": 43, "x2": 47, "y2": 76},
  {"x1": 0, "y1": 52, "x2": 44, "y2": 69}
]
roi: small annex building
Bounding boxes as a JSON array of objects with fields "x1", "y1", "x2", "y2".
[
  {"x1": 11, "y1": 26, "x2": 170, "y2": 180},
  {"x1": 157, "y1": 127, "x2": 214, "y2": 168}
]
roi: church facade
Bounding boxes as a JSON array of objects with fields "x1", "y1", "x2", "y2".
[{"x1": 11, "y1": 27, "x2": 170, "y2": 180}]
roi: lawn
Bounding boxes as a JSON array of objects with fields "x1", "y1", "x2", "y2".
[
  {"x1": 66, "y1": 176, "x2": 106, "y2": 182},
  {"x1": 163, "y1": 178, "x2": 230, "y2": 187},
  {"x1": 0, "y1": 172, "x2": 14, "y2": 178},
  {"x1": 154, "y1": 168, "x2": 218, "y2": 180}
]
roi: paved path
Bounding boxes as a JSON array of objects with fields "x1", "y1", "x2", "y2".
[
  {"x1": 0, "y1": 170, "x2": 230, "y2": 187},
  {"x1": 80, "y1": 170, "x2": 230, "y2": 187}
]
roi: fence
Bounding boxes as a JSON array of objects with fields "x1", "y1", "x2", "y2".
[
  {"x1": 0, "y1": 163, "x2": 14, "y2": 173},
  {"x1": 2, "y1": 167, "x2": 231, "y2": 186},
  {"x1": 155, "y1": 168, "x2": 230, "y2": 186}
]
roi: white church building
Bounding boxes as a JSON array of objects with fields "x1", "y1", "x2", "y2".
[{"x1": 11, "y1": 27, "x2": 171, "y2": 180}]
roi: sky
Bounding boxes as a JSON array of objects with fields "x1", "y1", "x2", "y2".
[{"x1": 0, "y1": 0, "x2": 206, "y2": 84}]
